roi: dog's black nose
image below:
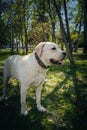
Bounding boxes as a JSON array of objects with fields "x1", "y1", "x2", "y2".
[{"x1": 63, "y1": 52, "x2": 66, "y2": 57}]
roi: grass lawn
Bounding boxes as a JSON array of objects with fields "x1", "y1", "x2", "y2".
[{"x1": 0, "y1": 49, "x2": 87, "y2": 130}]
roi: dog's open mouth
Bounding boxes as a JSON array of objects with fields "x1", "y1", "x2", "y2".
[{"x1": 50, "y1": 59, "x2": 64, "y2": 65}]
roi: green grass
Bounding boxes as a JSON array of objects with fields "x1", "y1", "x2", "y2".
[{"x1": 0, "y1": 49, "x2": 87, "y2": 130}]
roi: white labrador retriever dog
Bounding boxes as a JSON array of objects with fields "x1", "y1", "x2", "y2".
[{"x1": 2, "y1": 42, "x2": 66, "y2": 115}]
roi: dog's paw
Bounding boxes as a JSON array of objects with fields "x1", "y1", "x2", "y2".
[
  {"x1": 1, "y1": 96, "x2": 8, "y2": 101},
  {"x1": 21, "y1": 110, "x2": 28, "y2": 116},
  {"x1": 37, "y1": 106, "x2": 46, "y2": 112}
]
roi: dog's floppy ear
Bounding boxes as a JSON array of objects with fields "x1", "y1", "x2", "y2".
[{"x1": 35, "y1": 42, "x2": 45, "y2": 57}]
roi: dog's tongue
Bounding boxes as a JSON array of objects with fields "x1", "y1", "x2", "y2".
[{"x1": 58, "y1": 60, "x2": 64, "y2": 65}]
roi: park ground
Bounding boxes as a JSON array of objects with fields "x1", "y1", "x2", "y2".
[{"x1": 0, "y1": 49, "x2": 87, "y2": 130}]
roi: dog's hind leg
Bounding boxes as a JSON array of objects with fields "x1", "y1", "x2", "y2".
[
  {"x1": 20, "y1": 85, "x2": 28, "y2": 116},
  {"x1": 2, "y1": 74, "x2": 9, "y2": 100},
  {"x1": 2, "y1": 60, "x2": 10, "y2": 100}
]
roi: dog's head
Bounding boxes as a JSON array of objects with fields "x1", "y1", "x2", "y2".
[{"x1": 35, "y1": 42, "x2": 66, "y2": 66}]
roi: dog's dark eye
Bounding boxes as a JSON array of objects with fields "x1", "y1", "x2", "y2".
[{"x1": 51, "y1": 47, "x2": 56, "y2": 50}]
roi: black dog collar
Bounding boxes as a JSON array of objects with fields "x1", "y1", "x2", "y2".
[{"x1": 35, "y1": 52, "x2": 49, "y2": 69}]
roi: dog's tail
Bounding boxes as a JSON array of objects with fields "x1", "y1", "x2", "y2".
[{"x1": 2, "y1": 58, "x2": 11, "y2": 100}]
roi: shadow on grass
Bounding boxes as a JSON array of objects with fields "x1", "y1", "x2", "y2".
[
  {"x1": 45, "y1": 64, "x2": 87, "y2": 130},
  {"x1": 71, "y1": 66, "x2": 87, "y2": 130}
]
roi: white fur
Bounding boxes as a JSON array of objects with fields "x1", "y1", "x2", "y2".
[{"x1": 2, "y1": 42, "x2": 65, "y2": 115}]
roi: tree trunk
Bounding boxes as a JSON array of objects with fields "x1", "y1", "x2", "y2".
[
  {"x1": 84, "y1": 0, "x2": 87, "y2": 53},
  {"x1": 63, "y1": 0, "x2": 72, "y2": 52},
  {"x1": 53, "y1": 0, "x2": 74, "y2": 65},
  {"x1": 22, "y1": 0, "x2": 28, "y2": 54},
  {"x1": 48, "y1": 1, "x2": 56, "y2": 42},
  {"x1": 52, "y1": 21, "x2": 56, "y2": 42},
  {"x1": 16, "y1": 39, "x2": 19, "y2": 53},
  {"x1": 24, "y1": 23, "x2": 28, "y2": 54},
  {"x1": 10, "y1": 0, "x2": 14, "y2": 55},
  {"x1": 10, "y1": 22, "x2": 14, "y2": 55},
  {"x1": 74, "y1": 6, "x2": 83, "y2": 52},
  {"x1": 21, "y1": 33, "x2": 25, "y2": 55},
  {"x1": 74, "y1": 20, "x2": 82, "y2": 51}
]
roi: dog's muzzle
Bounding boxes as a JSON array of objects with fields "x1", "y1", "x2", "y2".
[{"x1": 50, "y1": 52, "x2": 66, "y2": 65}]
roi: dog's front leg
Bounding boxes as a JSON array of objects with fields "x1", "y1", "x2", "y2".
[
  {"x1": 20, "y1": 86, "x2": 28, "y2": 116},
  {"x1": 36, "y1": 84, "x2": 46, "y2": 112}
]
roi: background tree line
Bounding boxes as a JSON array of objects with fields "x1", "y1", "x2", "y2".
[{"x1": 0, "y1": 0, "x2": 86, "y2": 65}]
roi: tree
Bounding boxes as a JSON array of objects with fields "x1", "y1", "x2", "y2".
[
  {"x1": 29, "y1": 22, "x2": 50, "y2": 45},
  {"x1": 63, "y1": 0, "x2": 72, "y2": 52},
  {"x1": 84, "y1": 0, "x2": 87, "y2": 53},
  {"x1": 0, "y1": 19, "x2": 10, "y2": 48},
  {"x1": 47, "y1": 0, "x2": 57, "y2": 42},
  {"x1": 0, "y1": 0, "x2": 11, "y2": 49},
  {"x1": 53, "y1": 0, "x2": 74, "y2": 65},
  {"x1": 11, "y1": 0, "x2": 32, "y2": 54},
  {"x1": 71, "y1": 0, "x2": 83, "y2": 51},
  {"x1": 31, "y1": 0, "x2": 57, "y2": 43}
]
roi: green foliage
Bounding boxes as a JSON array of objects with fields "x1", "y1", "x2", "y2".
[
  {"x1": 71, "y1": 31, "x2": 83, "y2": 47},
  {"x1": 0, "y1": 0, "x2": 85, "y2": 54},
  {"x1": 28, "y1": 22, "x2": 51, "y2": 45},
  {"x1": 0, "y1": 19, "x2": 10, "y2": 47}
]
